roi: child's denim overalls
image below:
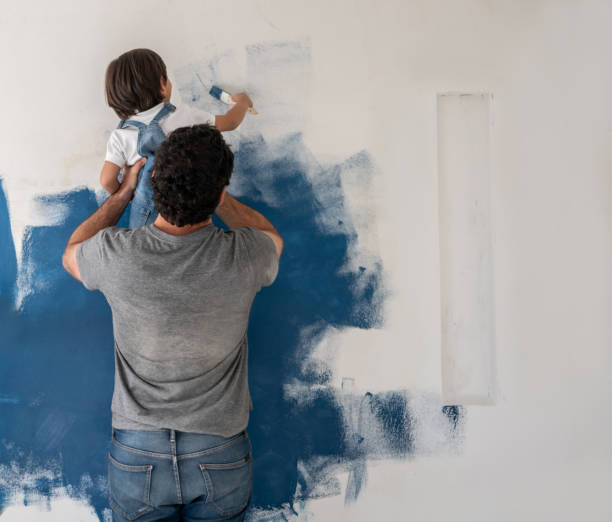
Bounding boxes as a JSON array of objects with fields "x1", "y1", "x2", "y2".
[{"x1": 118, "y1": 102, "x2": 175, "y2": 228}]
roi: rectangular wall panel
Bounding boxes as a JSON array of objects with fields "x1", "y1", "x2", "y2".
[{"x1": 437, "y1": 93, "x2": 496, "y2": 405}]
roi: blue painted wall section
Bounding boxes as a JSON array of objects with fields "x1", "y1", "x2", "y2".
[{"x1": 0, "y1": 186, "x2": 115, "y2": 516}]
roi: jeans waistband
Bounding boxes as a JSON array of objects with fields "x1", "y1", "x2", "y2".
[{"x1": 112, "y1": 428, "x2": 247, "y2": 460}]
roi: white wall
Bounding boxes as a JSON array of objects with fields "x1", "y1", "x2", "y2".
[{"x1": 1, "y1": 0, "x2": 611, "y2": 520}]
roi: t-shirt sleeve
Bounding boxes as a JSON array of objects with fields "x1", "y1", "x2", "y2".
[
  {"x1": 239, "y1": 227, "x2": 279, "y2": 288},
  {"x1": 76, "y1": 228, "x2": 116, "y2": 291},
  {"x1": 105, "y1": 131, "x2": 127, "y2": 167}
]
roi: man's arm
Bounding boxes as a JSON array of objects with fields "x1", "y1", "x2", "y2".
[
  {"x1": 62, "y1": 158, "x2": 146, "y2": 282},
  {"x1": 215, "y1": 191, "x2": 284, "y2": 258}
]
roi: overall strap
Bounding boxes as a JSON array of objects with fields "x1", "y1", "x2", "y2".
[
  {"x1": 151, "y1": 102, "x2": 176, "y2": 124},
  {"x1": 118, "y1": 119, "x2": 146, "y2": 130}
]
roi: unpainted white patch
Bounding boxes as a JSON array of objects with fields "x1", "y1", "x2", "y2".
[
  {"x1": 29, "y1": 199, "x2": 69, "y2": 228},
  {"x1": 0, "y1": 492, "x2": 99, "y2": 521},
  {"x1": 0, "y1": 459, "x2": 105, "y2": 522},
  {"x1": 437, "y1": 93, "x2": 496, "y2": 405}
]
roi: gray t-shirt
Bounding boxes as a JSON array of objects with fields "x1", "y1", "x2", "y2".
[{"x1": 76, "y1": 223, "x2": 278, "y2": 436}]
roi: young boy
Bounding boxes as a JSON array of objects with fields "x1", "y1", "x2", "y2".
[{"x1": 101, "y1": 48, "x2": 253, "y2": 228}]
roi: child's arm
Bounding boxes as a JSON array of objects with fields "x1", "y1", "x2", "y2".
[
  {"x1": 100, "y1": 161, "x2": 122, "y2": 195},
  {"x1": 215, "y1": 93, "x2": 253, "y2": 131}
]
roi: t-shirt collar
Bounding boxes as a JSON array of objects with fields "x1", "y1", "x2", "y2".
[{"x1": 147, "y1": 223, "x2": 217, "y2": 243}]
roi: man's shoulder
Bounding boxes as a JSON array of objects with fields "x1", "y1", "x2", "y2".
[
  {"x1": 233, "y1": 226, "x2": 274, "y2": 245},
  {"x1": 79, "y1": 226, "x2": 153, "y2": 266},
  {"x1": 88, "y1": 226, "x2": 127, "y2": 247},
  {"x1": 95, "y1": 225, "x2": 148, "y2": 247},
  {"x1": 231, "y1": 227, "x2": 279, "y2": 286}
]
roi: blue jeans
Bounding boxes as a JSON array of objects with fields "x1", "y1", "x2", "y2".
[{"x1": 109, "y1": 428, "x2": 252, "y2": 521}]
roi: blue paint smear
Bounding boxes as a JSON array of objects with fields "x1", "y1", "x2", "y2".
[
  {"x1": 443, "y1": 405, "x2": 464, "y2": 430},
  {"x1": 362, "y1": 392, "x2": 413, "y2": 456},
  {"x1": 0, "y1": 134, "x2": 461, "y2": 518}
]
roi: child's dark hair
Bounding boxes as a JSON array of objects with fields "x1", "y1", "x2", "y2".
[
  {"x1": 105, "y1": 49, "x2": 167, "y2": 120},
  {"x1": 152, "y1": 124, "x2": 234, "y2": 227}
]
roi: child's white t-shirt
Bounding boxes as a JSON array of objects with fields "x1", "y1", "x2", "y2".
[{"x1": 105, "y1": 103, "x2": 215, "y2": 168}]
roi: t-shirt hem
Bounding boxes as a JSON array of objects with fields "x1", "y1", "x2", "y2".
[{"x1": 111, "y1": 416, "x2": 249, "y2": 438}]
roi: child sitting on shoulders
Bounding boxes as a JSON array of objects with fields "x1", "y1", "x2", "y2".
[{"x1": 101, "y1": 48, "x2": 252, "y2": 228}]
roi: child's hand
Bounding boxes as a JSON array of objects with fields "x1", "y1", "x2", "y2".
[
  {"x1": 231, "y1": 93, "x2": 253, "y2": 108},
  {"x1": 118, "y1": 158, "x2": 146, "y2": 197}
]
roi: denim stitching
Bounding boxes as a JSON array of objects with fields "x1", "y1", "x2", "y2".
[
  {"x1": 111, "y1": 430, "x2": 247, "y2": 460},
  {"x1": 177, "y1": 432, "x2": 247, "y2": 461},
  {"x1": 200, "y1": 452, "x2": 251, "y2": 470},
  {"x1": 144, "y1": 464, "x2": 152, "y2": 505},
  {"x1": 170, "y1": 430, "x2": 183, "y2": 504},
  {"x1": 199, "y1": 466, "x2": 214, "y2": 504},
  {"x1": 109, "y1": 454, "x2": 153, "y2": 472},
  {"x1": 112, "y1": 436, "x2": 172, "y2": 459},
  {"x1": 199, "y1": 453, "x2": 252, "y2": 517},
  {"x1": 108, "y1": 455, "x2": 154, "y2": 520}
]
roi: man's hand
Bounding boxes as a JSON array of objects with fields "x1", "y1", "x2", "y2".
[
  {"x1": 118, "y1": 158, "x2": 147, "y2": 198},
  {"x1": 215, "y1": 191, "x2": 283, "y2": 258}
]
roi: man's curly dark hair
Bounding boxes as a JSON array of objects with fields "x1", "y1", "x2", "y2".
[{"x1": 152, "y1": 124, "x2": 233, "y2": 227}]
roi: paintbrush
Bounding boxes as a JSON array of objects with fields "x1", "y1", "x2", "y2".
[{"x1": 209, "y1": 86, "x2": 258, "y2": 115}]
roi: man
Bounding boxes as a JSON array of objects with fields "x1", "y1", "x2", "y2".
[{"x1": 62, "y1": 124, "x2": 282, "y2": 522}]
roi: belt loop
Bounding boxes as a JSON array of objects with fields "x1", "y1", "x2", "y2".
[{"x1": 170, "y1": 429, "x2": 176, "y2": 443}]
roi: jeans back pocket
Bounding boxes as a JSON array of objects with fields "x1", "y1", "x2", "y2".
[
  {"x1": 108, "y1": 454, "x2": 154, "y2": 520},
  {"x1": 200, "y1": 452, "x2": 252, "y2": 517}
]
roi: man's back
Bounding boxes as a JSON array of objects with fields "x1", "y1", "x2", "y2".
[
  {"x1": 77, "y1": 223, "x2": 278, "y2": 435},
  {"x1": 64, "y1": 123, "x2": 283, "y2": 520}
]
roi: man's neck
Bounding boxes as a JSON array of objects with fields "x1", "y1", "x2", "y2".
[{"x1": 153, "y1": 215, "x2": 212, "y2": 236}]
